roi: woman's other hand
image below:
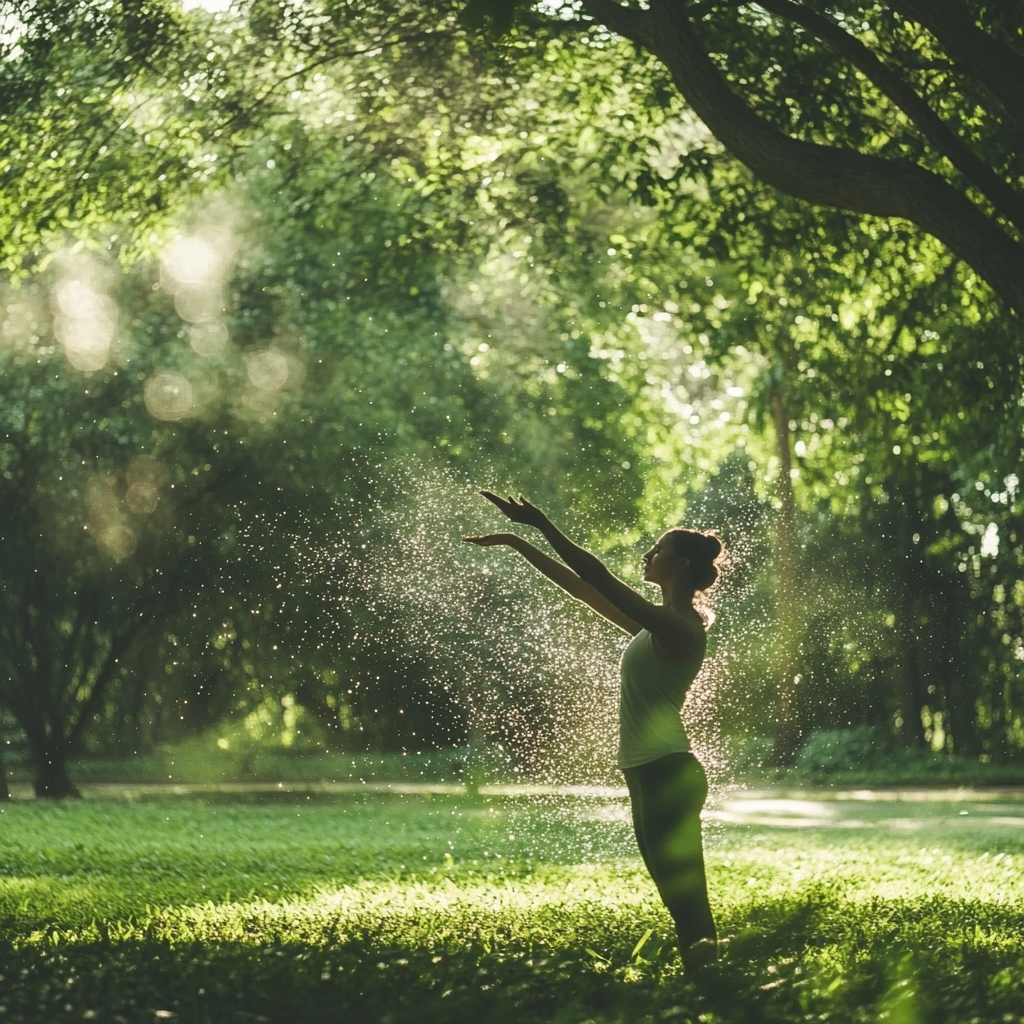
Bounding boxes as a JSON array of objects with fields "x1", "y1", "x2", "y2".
[
  {"x1": 461, "y1": 533, "x2": 518, "y2": 547},
  {"x1": 479, "y1": 491, "x2": 548, "y2": 528}
]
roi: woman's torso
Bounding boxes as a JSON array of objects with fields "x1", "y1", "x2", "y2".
[{"x1": 617, "y1": 627, "x2": 705, "y2": 769}]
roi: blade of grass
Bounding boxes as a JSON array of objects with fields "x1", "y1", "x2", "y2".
[{"x1": 631, "y1": 928, "x2": 653, "y2": 961}]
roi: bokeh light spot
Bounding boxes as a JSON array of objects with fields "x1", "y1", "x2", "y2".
[
  {"x1": 145, "y1": 371, "x2": 194, "y2": 421},
  {"x1": 126, "y1": 455, "x2": 165, "y2": 512},
  {"x1": 52, "y1": 279, "x2": 117, "y2": 371},
  {"x1": 163, "y1": 236, "x2": 219, "y2": 288},
  {"x1": 55, "y1": 279, "x2": 104, "y2": 319},
  {"x1": 175, "y1": 288, "x2": 223, "y2": 323},
  {"x1": 99, "y1": 524, "x2": 137, "y2": 561},
  {"x1": 126, "y1": 482, "x2": 160, "y2": 514},
  {"x1": 247, "y1": 349, "x2": 289, "y2": 391},
  {"x1": 190, "y1": 319, "x2": 229, "y2": 358}
]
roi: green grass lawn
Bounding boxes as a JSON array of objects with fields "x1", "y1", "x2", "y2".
[{"x1": 2, "y1": 789, "x2": 1024, "y2": 1023}]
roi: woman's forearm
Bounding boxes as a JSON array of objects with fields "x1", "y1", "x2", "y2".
[
  {"x1": 535, "y1": 518, "x2": 613, "y2": 589},
  {"x1": 506, "y1": 535, "x2": 588, "y2": 596},
  {"x1": 473, "y1": 491, "x2": 615, "y2": 593},
  {"x1": 474, "y1": 492, "x2": 649, "y2": 632}
]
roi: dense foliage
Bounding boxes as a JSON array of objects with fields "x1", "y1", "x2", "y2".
[
  {"x1": 2, "y1": 0, "x2": 1024, "y2": 792},
  {"x1": 463, "y1": 0, "x2": 1024, "y2": 311}
]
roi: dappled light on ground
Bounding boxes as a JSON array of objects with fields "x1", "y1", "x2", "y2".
[{"x1": 2, "y1": 790, "x2": 1023, "y2": 1022}]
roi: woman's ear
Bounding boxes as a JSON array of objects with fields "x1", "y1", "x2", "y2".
[{"x1": 675, "y1": 555, "x2": 691, "y2": 574}]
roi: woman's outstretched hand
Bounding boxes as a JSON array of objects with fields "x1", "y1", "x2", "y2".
[
  {"x1": 461, "y1": 533, "x2": 518, "y2": 547},
  {"x1": 479, "y1": 491, "x2": 548, "y2": 528}
]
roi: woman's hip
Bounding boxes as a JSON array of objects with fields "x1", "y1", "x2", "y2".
[{"x1": 622, "y1": 752, "x2": 708, "y2": 808}]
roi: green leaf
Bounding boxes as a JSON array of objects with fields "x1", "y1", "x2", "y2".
[{"x1": 630, "y1": 928, "x2": 653, "y2": 961}]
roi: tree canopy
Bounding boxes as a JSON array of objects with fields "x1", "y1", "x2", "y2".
[
  {"x1": 2, "y1": 0, "x2": 1024, "y2": 793},
  {"x1": 463, "y1": 0, "x2": 1024, "y2": 313}
]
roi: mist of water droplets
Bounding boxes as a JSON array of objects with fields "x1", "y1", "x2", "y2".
[{"x1": 239, "y1": 457, "x2": 770, "y2": 793}]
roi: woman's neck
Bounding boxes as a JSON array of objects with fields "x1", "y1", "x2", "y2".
[{"x1": 660, "y1": 578, "x2": 696, "y2": 612}]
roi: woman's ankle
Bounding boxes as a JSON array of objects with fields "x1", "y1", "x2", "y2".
[{"x1": 679, "y1": 936, "x2": 718, "y2": 973}]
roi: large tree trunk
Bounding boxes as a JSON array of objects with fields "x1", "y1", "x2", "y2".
[
  {"x1": 0, "y1": 746, "x2": 9, "y2": 801},
  {"x1": 3, "y1": 627, "x2": 137, "y2": 799},
  {"x1": 888, "y1": 495, "x2": 926, "y2": 747},
  {"x1": 24, "y1": 731, "x2": 81, "y2": 799},
  {"x1": 33, "y1": 761, "x2": 81, "y2": 800},
  {"x1": 939, "y1": 578, "x2": 980, "y2": 757},
  {"x1": 769, "y1": 381, "x2": 803, "y2": 765},
  {"x1": 893, "y1": 569, "x2": 925, "y2": 748}
]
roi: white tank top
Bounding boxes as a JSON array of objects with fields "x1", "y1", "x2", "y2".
[{"x1": 617, "y1": 628, "x2": 704, "y2": 769}]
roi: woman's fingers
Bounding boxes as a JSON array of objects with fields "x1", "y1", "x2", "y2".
[
  {"x1": 480, "y1": 490, "x2": 509, "y2": 512},
  {"x1": 479, "y1": 489, "x2": 540, "y2": 525},
  {"x1": 480, "y1": 490, "x2": 517, "y2": 519}
]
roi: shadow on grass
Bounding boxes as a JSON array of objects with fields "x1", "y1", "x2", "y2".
[{"x1": 3, "y1": 892, "x2": 1024, "y2": 1024}]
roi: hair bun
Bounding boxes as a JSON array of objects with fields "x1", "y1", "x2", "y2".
[{"x1": 664, "y1": 527, "x2": 724, "y2": 591}]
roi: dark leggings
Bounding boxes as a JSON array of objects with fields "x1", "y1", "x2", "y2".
[{"x1": 622, "y1": 752, "x2": 717, "y2": 950}]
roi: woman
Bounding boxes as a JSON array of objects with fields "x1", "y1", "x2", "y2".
[{"x1": 463, "y1": 491, "x2": 721, "y2": 970}]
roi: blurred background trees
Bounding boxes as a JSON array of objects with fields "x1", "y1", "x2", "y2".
[{"x1": 1, "y1": 0, "x2": 1023, "y2": 794}]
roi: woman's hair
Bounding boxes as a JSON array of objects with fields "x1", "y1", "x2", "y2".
[{"x1": 664, "y1": 528, "x2": 724, "y2": 592}]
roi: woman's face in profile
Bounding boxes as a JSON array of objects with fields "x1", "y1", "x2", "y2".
[{"x1": 642, "y1": 533, "x2": 687, "y2": 584}]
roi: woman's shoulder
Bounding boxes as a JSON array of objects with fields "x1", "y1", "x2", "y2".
[
  {"x1": 650, "y1": 609, "x2": 706, "y2": 662},
  {"x1": 671, "y1": 605, "x2": 708, "y2": 638}
]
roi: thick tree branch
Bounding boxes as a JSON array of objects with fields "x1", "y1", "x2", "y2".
[
  {"x1": 582, "y1": 0, "x2": 1024, "y2": 310},
  {"x1": 891, "y1": 0, "x2": 1024, "y2": 131},
  {"x1": 755, "y1": 0, "x2": 1024, "y2": 238},
  {"x1": 578, "y1": 0, "x2": 651, "y2": 46}
]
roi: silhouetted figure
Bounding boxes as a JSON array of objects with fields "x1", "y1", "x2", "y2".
[{"x1": 464, "y1": 492, "x2": 721, "y2": 971}]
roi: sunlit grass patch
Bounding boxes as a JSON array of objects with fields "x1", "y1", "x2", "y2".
[{"x1": 1, "y1": 791, "x2": 1024, "y2": 1023}]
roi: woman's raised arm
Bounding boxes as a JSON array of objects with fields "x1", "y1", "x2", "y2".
[
  {"x1": 477, "y1": 492, "x2": 689, "y2": 640},
  {"x1": 462, "y1": 532, "x2": 640, "y2": 636}
]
